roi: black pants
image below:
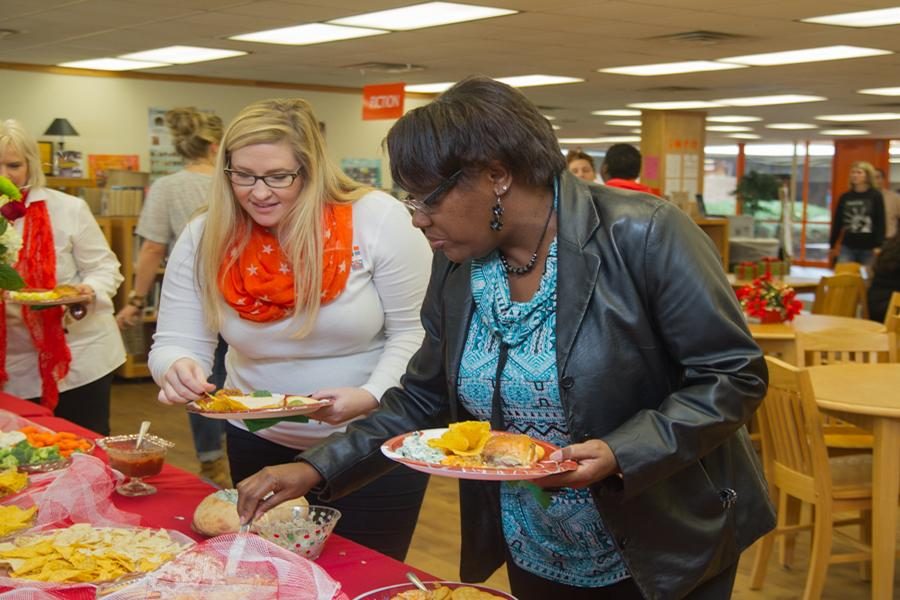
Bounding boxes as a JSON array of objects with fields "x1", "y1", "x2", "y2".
[
  {"x1": 226, "y1": 423, "x2": 429, "y2": 561},
  {"x1": 506, "y1": 553, "x2": 739, "y2": 600},
  {"x1": 28, "y1": 371, "x2": 114, "y2": 435}
]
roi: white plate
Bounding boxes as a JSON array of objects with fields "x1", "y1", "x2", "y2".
[
  {"x1": 381, "y1": 428, "x2": 577, "y2": 481},
  {"x1": 185, "y1": 398, "x2": 332, "y2": 420}
]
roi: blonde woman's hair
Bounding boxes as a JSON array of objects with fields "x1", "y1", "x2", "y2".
[
  {"x1": 850, "y1": 161, "x2": 877, "y2": 189},
  {"x1": 199, "y1": 98, "x2": 371, "y2": 337},
  {"x1": 0, "y1": 119, "x2": 46, "y2": 189},
  {"x1": 166, "y1": 107, "x2": 223, "y2": 162}
]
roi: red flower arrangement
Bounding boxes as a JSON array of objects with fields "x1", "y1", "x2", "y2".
[{"x1": 735, "y1": 273, "x2": 803, "y2": 323}]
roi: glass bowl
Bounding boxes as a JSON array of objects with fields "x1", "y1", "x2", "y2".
[
  {"x1": 253, "y1": 505, "x2": 341, "y2": 560},
  {"x1": 96, "y1": 434, "x2": 173, "y2": 496}
]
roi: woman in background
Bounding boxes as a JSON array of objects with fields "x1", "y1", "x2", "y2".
[
  {"x1": 830, "y1": 161, "x2": 885, "y2": 270},
  {"x1": 566, "y1": 149, "x2": 597, "y2": 182},
  {"x1": 867, "y1": 234, "x2": 900, "y2": 322},
  {"x1": 150, "y1": 98, "x2": 432, "y2": 560},
  {"x1": 115, "y1": 107, "x2": 230, "y2": 487},
  {"x1": 0, "y1": 119, "x2": 123, "y2": 434}
]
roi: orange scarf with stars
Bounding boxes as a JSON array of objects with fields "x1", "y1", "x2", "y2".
[{"x1": 218, "y1": 204, "x2": 353, "y2": 322}]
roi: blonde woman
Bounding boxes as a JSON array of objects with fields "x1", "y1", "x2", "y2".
[
  {"x1": 0, "y1": 119, "x2": 124, "y2": 434},
  {"x1": 830, "y1": 161, "x2": 885, "y2": 269},
  {"x1": 149, "y1": 98, "x2": 432, "y2": 560},
  {"x1": 115, "y1": 107, "x2": 230, "y2": 487}
]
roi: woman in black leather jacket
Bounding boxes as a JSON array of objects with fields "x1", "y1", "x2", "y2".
[{"x1": 237, "y1": 77, "x2": 775, "y2": 600}]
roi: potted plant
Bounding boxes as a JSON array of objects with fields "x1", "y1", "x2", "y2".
[{"x1": 733, "y1": 170, "x2": 781, "y2": 217}]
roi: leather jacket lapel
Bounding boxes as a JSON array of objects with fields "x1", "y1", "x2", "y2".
[
  {"x1": 442, "y1": 261, "x2": 474, "y2": 418},
  {"x1": 556, "y1": 173, "x2": 602, "y2": 374}
]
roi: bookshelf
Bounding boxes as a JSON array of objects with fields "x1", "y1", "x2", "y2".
[
  {"x1": 45, "y1": 177, "x2": 95, "y2": 197},
  {"x1": 108, "y1": 216, "x2": 160, "y2": 379}
]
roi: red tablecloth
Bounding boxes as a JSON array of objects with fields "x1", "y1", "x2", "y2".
[
  {"x1": 16, "y1": 414, "x2": 434, "y2": 598},
  {"x1": 0, "y1": 391, "x2": 52, "y2": 417}
]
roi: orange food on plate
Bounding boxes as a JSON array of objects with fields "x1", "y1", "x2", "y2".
[{"x1": 18, "y1": 426, "x2": 93, "y2": 458}]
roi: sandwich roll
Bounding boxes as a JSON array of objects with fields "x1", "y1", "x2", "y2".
[{"x1": 481, "y1": 434, "x2": 544, "y2": 467}]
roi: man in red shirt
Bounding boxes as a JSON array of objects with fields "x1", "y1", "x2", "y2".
[{"x1": 601, "y1": 143, "x2": 661, "y2": 196}]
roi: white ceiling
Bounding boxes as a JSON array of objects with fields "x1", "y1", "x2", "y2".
[{"x1": 2, "y1": 0, "x2": 900, "y2": 147}]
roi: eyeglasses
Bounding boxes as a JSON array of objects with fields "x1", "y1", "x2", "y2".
[
  {"x1": 400, "y1": 169, "x2": 463, "y2": 214},
  {"x1": 225, "y1": 168, "x2": 302, "y2": 189}
]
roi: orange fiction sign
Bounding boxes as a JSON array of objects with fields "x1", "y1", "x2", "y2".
[{"x1": 362, "y1": 83, "x2": 405, "y2": 120}]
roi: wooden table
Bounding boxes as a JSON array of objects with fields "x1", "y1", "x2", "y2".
[
  {"x1": 727, "y1": 274, "x2": 821, "y2": 293},
  {"x1": 748, "y1": 314, "x2": 885, "y2": 364},
  {"x1": 807, "y1": 364, "x2": 900, "y2": 600}
]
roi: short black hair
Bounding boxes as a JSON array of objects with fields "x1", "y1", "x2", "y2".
[
  {"x1": 385, "y1": 76, "x2": 564, "y2": 193},
  {"x1": 602, "y1": 143, "x2": 642, "y2": 180}
]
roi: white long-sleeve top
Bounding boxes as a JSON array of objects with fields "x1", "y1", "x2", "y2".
[
  {"x1": 4, "y1": 187, "x2": 125, "y2": 398},
  {"x1": 149, "y1": 191, "x2": 432, "y2": 450}
]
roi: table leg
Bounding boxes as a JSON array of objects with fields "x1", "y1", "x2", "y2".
[{"x1": 869, "y1": 418, "x2": 899, "y2": 600}]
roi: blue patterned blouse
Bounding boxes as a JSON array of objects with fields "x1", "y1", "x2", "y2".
[{"x1": 457, "y1": 234, "x2": 629, "y2": 588}]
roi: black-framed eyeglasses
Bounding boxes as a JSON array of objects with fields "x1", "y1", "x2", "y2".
[
  {"x1": 225, "y1": 168, "x2": 302, "y2": 189},
  {"x1": 400, "y1": 169, "x2": 463, "y2": 214}
]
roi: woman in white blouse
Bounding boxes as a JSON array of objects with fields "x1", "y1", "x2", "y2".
[
  {"x1": 150, "y1": 98, "x2": 432, "y2": 560},
  {"x1": 0, "y1": 119, "x2": 124, "y2": 434}
]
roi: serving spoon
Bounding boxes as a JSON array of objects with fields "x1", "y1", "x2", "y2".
[
  {"x1": 406, "y1": 571, "x2": 429, "y2": 593},
  {"x1": 135, "y1": 420, "x2": 151, "y2": 450}
]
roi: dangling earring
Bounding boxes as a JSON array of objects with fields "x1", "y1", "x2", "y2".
[{"x1": 490, "y1": 186, "x2": 507, "y2": 232}]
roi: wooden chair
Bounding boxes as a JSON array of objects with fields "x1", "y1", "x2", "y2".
[
  {"x1": 751, "y1": 357, "x2": 875, "y2": 600},
  {"x1": 811, "y1": 274, "x2": 869, "y2": 319},
  {"x1": 794, "y1": 328, "x2": 896, "y2": 449},
  {"x1": 833, "y1": 262, "x2": 863, "y2": 276},
  {"x1": 885, "y1": 291, "x2": 900, "y2": 357}
]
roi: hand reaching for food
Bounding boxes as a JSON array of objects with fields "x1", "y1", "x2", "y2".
[
  {"x1": 236, "y1": 462, "x2": 323, "y2": 525},
  {"x1": 158, "y1": 357, "x2": 215, "y2": 405},
  {"x1": 307, "y1": 387, "x2": 378, "y2": 425},
  {"x1": 532, "y1": 439, "x2": 620, "y2": 489}
]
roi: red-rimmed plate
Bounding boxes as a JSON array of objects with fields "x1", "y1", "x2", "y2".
[
  {"x1": 353, "y1": 581, "x2": 517, "y2": 600},
  {"x1": 381, "y1": 429, "x2": 576, "y2": 481},
  {"x1": 185, "y1": 397, "x2": 332, "y2": 420}
]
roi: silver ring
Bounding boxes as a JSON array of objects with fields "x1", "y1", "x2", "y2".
[{"x1": 262, "y1": 490, "x2": 275, "y2": 501}]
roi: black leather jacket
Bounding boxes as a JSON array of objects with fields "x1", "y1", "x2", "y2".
[{"x1": 302, "y1": 172, "x2": 775, "y2": 599}]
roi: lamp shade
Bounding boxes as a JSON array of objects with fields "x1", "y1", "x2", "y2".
[{"x1": 44, "y1": 118, "x2": 79, "y2": 137}]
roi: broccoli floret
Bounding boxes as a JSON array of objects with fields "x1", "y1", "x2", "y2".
[{"x1": 0, "y1": 452, "x2": 18, "y2": 469}]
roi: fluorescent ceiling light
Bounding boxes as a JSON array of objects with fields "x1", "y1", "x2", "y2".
[
  {"x1": 715, "y1": 94, "x2": 826, "y2": 107},
  {"x1": 329, "y1": 2, "x2": 516, "y2": 30},
  {"x1": 599, "y1": 60, "x2": 746, "y2": 76},
  {"x1": 706, "y1": 115, "x2": 762, "y2": 123},
  {"x1": 543, "y1": 114, "x2": 556, "y2": 120},
  {"x1": 630, "y1": 129, "x2": 642, "y2": 134},
  {"x1": 558, "y1": 136, "x2": 641, "y2": 144},
  {"x1": 58, "y1": 57, "x2": 169, "y2": 70},
  {"x1": 591, "y1": 109, "x2": 641, "y2": 116},
  {"x1": 494, "y1": 74, "x2": 583, "y2": 87},
  {"x1": 119, "y1": 45, "x2": 246, "y2": 64},
  {"x1": 705, "y1": 143, "x2": 835, "y2": 157},
  {"x1": 727, "y1": 133, "x2": 761, "y2": 139},
  {"x1": 706, "y1": 125, "x2": 752, "y2": 132},
  {"x1": 767, "y1": 123, "x2": 818, "y2": 130},
  {"x1": 816, "y1": 112, "x2": 900, "y2": 122},
  {"x1": 404, "y1": 81, "x2": 455, "y2": 93},
  {"x1": 802, "y1": 8, "x2": 900, "y2": 28},
  {"x1": 628, "y1": 100, "x2": 723, "y2": 110},
  {"x1": 859, "y1": 86, "x2": 900, "y2": 96},
  {"x1": 719, "y1": 45, "x2": 891, "y2": 66},
  {"x1": 230, "y1": 23, "x2": 387, "y2": 45},
  {"x1": 606, "y1": 120, "x2": 641, "y2": 127},
  {"x1": 820, "y1": 129, "x2": 870, "y2": 135}
]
